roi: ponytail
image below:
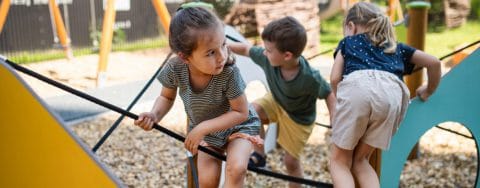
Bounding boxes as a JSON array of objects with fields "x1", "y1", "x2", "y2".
[
  {"x1": 366, "y1": 14, "x2": 397, "y2": 53},
  {"x1": 345, "y1": 2, "x2": 397, "y2": 53}
]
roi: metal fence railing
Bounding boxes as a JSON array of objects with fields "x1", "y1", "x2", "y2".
[{"x1": 0, "y1": 0, "x2": 182, "y2": 63}]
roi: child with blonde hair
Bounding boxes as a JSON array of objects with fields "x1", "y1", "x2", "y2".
[
  {"x1": 134, "y1": 6, "x2": 262, "y2": 187},
  {"x1": 329, "y1": 2, "x2": 441, "y2": 187}
]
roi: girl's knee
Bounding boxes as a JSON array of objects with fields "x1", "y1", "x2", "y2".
[
  {"x1": 226, "y1": 161, "x2": 247, "y2": 178},
  {"x1": 353, "y1": 154, "x2": 370, "y2": 163},
  {"x1": 351, "y1": 156, "x2": 371, "y2": 173},
  {"x1": 199, "y1": 175, "x2": 220, "y2": 188}
]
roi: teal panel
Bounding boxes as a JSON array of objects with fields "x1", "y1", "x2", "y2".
[{"x1": 380, "y1": 48, "x2": 480, "y2": 187}]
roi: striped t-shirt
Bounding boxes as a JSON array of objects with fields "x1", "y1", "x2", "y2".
[{"x1": 157, "y1": 57, "x2": 260, "y2": 148}]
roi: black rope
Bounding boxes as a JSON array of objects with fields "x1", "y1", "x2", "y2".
[
  {"x1": 315, "y1": 122, "x2": 332, "y2": 129},
  {"x1": 226, "y1": 34, "x2": 241, "y2": 42},
  {"x1": 412, "y1": 39, "x2": 480, "y2": 73},
  {"x1": 434, "y1": 125, "x2": 473, "y2": 139},
  {"x1": 307, "y1": 48, "x2": 335, "y2": 61},
  {"x1": 4, "y1": 59, "x2": 332, "y2": 187},
  {"x1": 92, "y1": 52, "x2": 173, "y2": 152},
  {"x1": 438, "y1": 40, "x2": 480, "y2": 61}
]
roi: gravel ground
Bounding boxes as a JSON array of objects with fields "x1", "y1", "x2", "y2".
[
  {"x1": 23, "y1": 49, "x2": 477, "y2": 187},
  {"x1": 71, "y1": 116, "x2": 477, "y2": 187}
]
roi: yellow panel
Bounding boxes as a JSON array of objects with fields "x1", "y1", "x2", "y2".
[{"x1": 0, "y1": 62, "x2": 119, "y2": 187}]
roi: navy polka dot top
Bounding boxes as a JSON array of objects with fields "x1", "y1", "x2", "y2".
[{"x1": 334, "y1": 33, "x2": 416, "y2": 79}]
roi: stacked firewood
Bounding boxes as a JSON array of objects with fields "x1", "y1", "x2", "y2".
[
  {"x1": 444, "y1": 0, "x2": 470, "y2": 28},
  {"x1": 225, "y1": 0, "x2": 321, "y2": 58}
]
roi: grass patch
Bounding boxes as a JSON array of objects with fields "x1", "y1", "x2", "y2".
[
  {"x1": 320, "y1": 15, "x2": 343, "y2": 56},
  {"x1": 425, "y1": 20, "x2": 480, "y2": 58},
  {"x1": 319, "y1": 14, "x2": 480, "y2": 59},
  {"x1": 8, "y1": 37, "x2": 168, "y2": 64}
]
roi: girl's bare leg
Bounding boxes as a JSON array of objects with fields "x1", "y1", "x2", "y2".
[
  {"x1": 329, "y1": 144, "x2": 355, "y2": 188},
  {"x1": 197, "y1": 146, "x2": 223, "y2": 188},
  {"x1": 224, "y1": 138, "x2": 253, "y2": 188},
  {"x1": 352, "y1": 142, "x2": 379, "y2": 188}
]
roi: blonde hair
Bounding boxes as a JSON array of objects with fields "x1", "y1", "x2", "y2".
[{"x1": 345, "y1": 2, "x2": 397, "y2": 53}]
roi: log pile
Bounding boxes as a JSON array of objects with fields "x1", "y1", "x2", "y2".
[
  {"x1": 225, "y1": 0, "x2": 321, "y2": 58},
  {"x1": 443, "y1": 0, "x2": 471, "y2": 28}
]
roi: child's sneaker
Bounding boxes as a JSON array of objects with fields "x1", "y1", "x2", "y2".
[{"x1": 248, "y1": 151, "x2": 266, "y2": 168}]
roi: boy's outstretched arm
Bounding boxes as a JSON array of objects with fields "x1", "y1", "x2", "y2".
[
  {"x1": 134, "y1": 87, "x2": 177, "y2": 130},
  {"x1": 228, "y1": 42, "x2": 252, "y2": 57},
  {"x1": 410, "y1": 50, "x2": 441, "y2": 101}
]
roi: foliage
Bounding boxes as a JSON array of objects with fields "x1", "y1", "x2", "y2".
[
  {"x1": 319, "y1": 15, "x2": 344, "y2": 55},
  {"x1": 186, "y1": 0, "x2": 235, "y2": 19},
  {"x1": 425, "y1": 20, "x2": 480, "y2": 58},
  {"x1": 471, "y1": 0, "x2": 480, "y2": 19},
  {"x1": 90, "y1": 27, "x2": 127, "y2": 47},
  {"x1": 426, "y1": 0, "x2": 446, "y2": 32}
]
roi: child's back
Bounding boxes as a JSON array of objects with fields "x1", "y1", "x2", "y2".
[{"x1": 329, "y1": 2, "x2": 441, "y2": 188}]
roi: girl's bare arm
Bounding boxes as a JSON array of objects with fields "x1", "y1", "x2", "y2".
[
  {"x1": 134, "y1": 87, "x2": 177, "y2": 130},
  {"x1": 185, "y1": 94, "x2": 249, "y2": 154},
  {"x1": 410, "y1": 50, "x2": 441, "y2": 101},
  {"x1": 196, "y1": 94, "x2": 249, "y2": 134},
  {"x1": 330, "y1": 51, "x2": 345, "y2": 96}
]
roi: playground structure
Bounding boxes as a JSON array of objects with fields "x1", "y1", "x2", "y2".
[
  {"x1": 0, "y1": 0, "x2": 73, "y2": 59},
  {"x1": 0, "y1": 0, "x2": 173, "y2": 86},
  {"x1": 0, "y1": 59, "x2": 121, "y2": 187},
  {"x1": 1, "y1": 0, "x2": 480, "y2": 187},
  {"x1": 381, "y1": 47, "x2": 480, "y2": 187},
  {"x1": 1, "y1": 43, "x2": 479, "y2": 187}
]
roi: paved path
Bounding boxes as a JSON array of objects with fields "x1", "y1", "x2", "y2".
[{"x1": 44, "y1": 79, "x2": 161, "y2": 124}]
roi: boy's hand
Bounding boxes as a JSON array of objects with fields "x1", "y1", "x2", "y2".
[
  {"x1": 416, "y1": 85, "x2": 433, "y2": 101},
  {"x1": 184, "y1": 126, "x2": 206, "y2": 155},
  {"x1": 134, "y1": 112, "x2": 157, "y2": 131}
]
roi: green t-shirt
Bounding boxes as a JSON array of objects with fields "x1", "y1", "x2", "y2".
[{"x1": 249, "y1": 46, "x2": 331, "y2": 125}]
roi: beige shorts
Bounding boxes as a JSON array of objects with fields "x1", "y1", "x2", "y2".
[
  {"x1": 255, "y1": 93, "x2": 314, "y2": 159},
  {"x1": 331, "y1": 70, "x2": 410, "y2": 150}
]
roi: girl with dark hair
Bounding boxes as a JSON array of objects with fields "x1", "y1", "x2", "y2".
[{"x1": 134, "y1": 6, "x2": 262, "y2": 187}]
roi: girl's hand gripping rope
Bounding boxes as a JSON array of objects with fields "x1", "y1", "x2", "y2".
[
  {"x1": 185, "y1": 125, "x2": 207, "y2": 155},
  {"x1": 134, "y1": 112, "x2": 158, "y2": 131}
]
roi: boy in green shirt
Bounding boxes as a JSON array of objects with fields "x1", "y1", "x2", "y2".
[{"x1": 229, "y1": 16, "x2": 335, "y2": 188}]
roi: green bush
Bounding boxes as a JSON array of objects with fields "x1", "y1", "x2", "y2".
[
  {"x1": 471, "y1": 0, "x2": 480, "y2": 19},
  {"x1": 185, "y1": 0, "x2": 235, "y2": 19},
  {"x1": 426, "y1": 0, "x2": 446, "y2": 32}
]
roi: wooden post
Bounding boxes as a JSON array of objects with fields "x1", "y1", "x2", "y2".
[
  {"x1": 0, "y1": 0, "x2": 10, "y2": 35},
  {"x1": 96, "y1": 0, "x2": 116, "y2": 87},
  {"x1": 405, "y1": 1, "x2": 430, "y2": 160},
  {"x1": 48, "y1": 0, "x2": 73, "y2": 59},
  {"x1": 151, "y1": 0, "x2": 171, "y2": 35}
]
